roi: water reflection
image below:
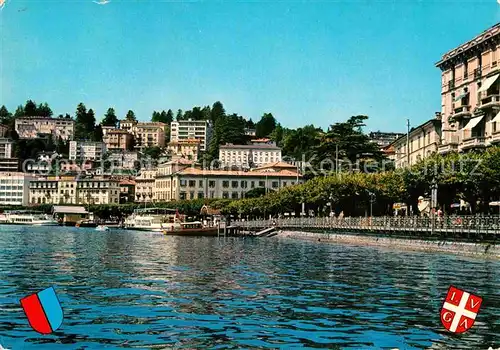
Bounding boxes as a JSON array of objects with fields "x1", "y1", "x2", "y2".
[{"x1": 0, "y1": 226, "x2": 498, "y2": 349}]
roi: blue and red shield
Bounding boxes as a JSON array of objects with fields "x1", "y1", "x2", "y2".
[{"x1": 20, "y1": 287, "x2": 63, "y2": 334}]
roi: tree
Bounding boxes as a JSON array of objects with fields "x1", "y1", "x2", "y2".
[
  {"x1": 210, "y1": 102, "x2": 225, "y2": 124},
  {"x1": 246, "y1": 118, "x2": 255, "y2": 129},
  {"x1": 176, "y1": 109, "x2": 183, "y2": 121},
  {"x1": 126, "y1": 110, "x2": 137, "y2": 122},
  {"x1": 24, "y1": 100, "x2": 37, "y2": 116},
  {"x1": 36, "y1": 103, "x2": 53, "y2": 117},
  {"x1": 0, "y1": 105, "x2": 12, "y2": 125},
  {"x1": 255, "y1": 113, "x2": 277, "y2": 138},
  {"x1": 14, "y1": 105, "x2": 24, "y2": 118},
  {"x1": 102, "y1": 108, "x2": 118, "y2": 127},
  {"x1": 270, "y1": 124, "x2": 285, "y2": 145},
  {"x1": 74, "y1": 103, "x2": 96, "y2": 140},
  {"x1": 143, "y1": 146, "x2": 162, "y2": 160},
  {"x1": 152, "y1": 109, "x2": 174, "y2": 124}
]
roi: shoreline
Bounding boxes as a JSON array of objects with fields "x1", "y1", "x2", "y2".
[{"x1": 278, "y1": 230, "x2": 500, "y2": 258}]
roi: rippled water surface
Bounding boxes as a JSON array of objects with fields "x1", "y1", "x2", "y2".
[{"x1": 0, "y1": 226, "x2": 499, "y2": 349}]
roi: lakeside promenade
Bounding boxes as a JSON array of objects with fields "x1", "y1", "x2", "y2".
[{"x1": 237, "y1": 216, "x2": 500, "y2": 240}]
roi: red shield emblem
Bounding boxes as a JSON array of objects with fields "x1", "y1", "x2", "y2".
[{"x1": 440, "y1": 285, "x2": 482, "y2": 333}]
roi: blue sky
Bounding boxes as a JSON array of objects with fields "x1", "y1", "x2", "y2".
[{"x1": 1, "y1": 1, "x2": 500, "y2": 133}]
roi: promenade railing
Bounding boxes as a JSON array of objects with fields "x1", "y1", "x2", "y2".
[{"x1": 236, "y1": 216, "x2": 500, "y2": 236}]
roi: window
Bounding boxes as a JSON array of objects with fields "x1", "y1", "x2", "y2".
[
  {"x1": 251, "y1": 181, "x2": 255, "y2": 188},
  {"x1": 259, "y1": 181, "x2": 265, "y2": 187},
  {"x1": 189, "y1": 192, "x2": 194, "y2": 199},
  {"x1": 272, "y1": 181, "x2": 279, "y2": 188},
  {"x1": 464, "y1": 61, "x2": 468, "y2": 78},
  {"x1": 210, "y1": 191, "x2": 215, "y2": 198},
  {"x1": 180, "y1": 192, "x2": 186, "y2": 200},
  {"x1": 180, "y1": 180, "x2": 187, "y2": 187},
  {"x1": 222, "y1": 181, "x2": 229, "y2": 188},
  {"x1": 199, "y1": 180, "x2": 203, "y2": 187},
  {"x1": 283, "y1": 182, "x2": 287, "y2": 187},
  {"x1": 240, "y1": 181, "x2": 247, "y2": 188},
  {"x1": 198, "y1": 192, "x2": 204, "y2": 199},
  {"x1": 232, "y1": 192, "x2": 238, "y2": 199},
  {"x1": 209, "y1": 180, "x2": 216, "y2": 188},
  {"x1": 222, "y1": 192, "x2": 229, "y2": 199},
  {"x1": 231, "y1": 181, "x2": 238, "y2": 188}
]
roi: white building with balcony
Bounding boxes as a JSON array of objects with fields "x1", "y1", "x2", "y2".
[
  {"x1": 69, "y1": 141, "x2": 106, "y2": 162},
  {"x1": 219, "y1": 142, "x2": 282, "y2": 169},
  {"x1": 170, "y1": 119, "x2": 212, "y2": 152}
]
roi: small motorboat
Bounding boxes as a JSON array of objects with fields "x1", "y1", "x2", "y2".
[
  {"x1": 75, "y1": 220, "x2": 98, "y2": 228},
  {"x1": 96, "y1": 225, "x2": 109, "y2": 231}
]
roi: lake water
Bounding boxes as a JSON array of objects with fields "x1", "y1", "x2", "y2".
[{"x1": 0, "y1": 226, "x2": 499, "y2": 349}]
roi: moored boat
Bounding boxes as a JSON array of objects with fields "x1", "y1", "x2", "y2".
[
  {"x1": 0, "y1": 210, "x2": 58, "y2": 226},
  {"x1": 96, "y1": 225, "x2": 109, "y2": 231},
  {"x1": 162, "y1": 221, "x2": 218, "y2": 236},
  {"x1": 124, "y1": 208, "x2": 182, "y2": 232},
  {"x1": 75, "y1": 220, "x2": 98, "y2": 228}
]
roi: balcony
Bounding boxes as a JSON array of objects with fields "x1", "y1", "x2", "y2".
[
  {"x1": 453, "y1": 105, "x2": 472, "y2": 119},
  {"x1": 480, "y1": 94, "x2": 500, "y2": 109},
  {"x1": 459, "y1": 136, "x2": 486, "y2": 151},
  {"x1": 488, "y1": 131, "x2": 500, "y2": 145},
  {"x1": 438, "y1": 136, "x2": 459, "y2": 154},
  {"x1": 474, "y1": 68, "x2": 482, "y2": 79}
]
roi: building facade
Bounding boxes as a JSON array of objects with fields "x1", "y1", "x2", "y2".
[
  {"x1": 436, "y1": 23, "x2": 500, "y2": 154},
  {"x1": 29, "y1": 177, "x2": 120, "y2": 205},
  {"x1": 15, "y1": 116, "x2": 74, "y2": 140},
  {"x1": 0, "y1": 172, "x2": 35, "y2": 206},
  {"x1": 167, "y1": 138, "x2": 200, "y2": 161},
  {"x1": 69, "y1": 141, "x2": 107, "y2": 162},
  {"x1": 103, "y1": 129, "x2": 133, "y2": 151},
  {"x1": 369, "y1": 131, "x2": 406, "y2": 149},
  {"x1": 155, "y1": 163, "x2": 301, "y2": 202},
  {"x1": 170, "y1": 119, "x2": 212, "y2": 152},
  {"x1": 134, "y1": 169, "x2": 157, "y2": 202},
  {"x1": 390, "y1": 116, "x2": 442, "y2": 168},
  {"x1": 219, "y1": 143, "x2": 282, "y2": 168},
  {"x1": 134, "y1": 122, "x2": 166, "y2": 149}
]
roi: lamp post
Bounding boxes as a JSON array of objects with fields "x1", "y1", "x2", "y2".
[
  {"x1": 430, "y1": 179, "x2": 438, "y2": 235},
  {"x1": 368, "y1": 191, "x2": 376, "y2": 217}
]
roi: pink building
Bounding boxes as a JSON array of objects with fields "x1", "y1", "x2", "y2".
[{"x1": 436, "y1": 23, "x2": 500, "y2": 154}]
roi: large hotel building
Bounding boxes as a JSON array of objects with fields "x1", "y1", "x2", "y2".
[
  {"x1": 437, "y1": 23, "x2": 500, "y2": 154},
  {"x1": 391, "y1": 23, "x2": 500, "y2": 168}
]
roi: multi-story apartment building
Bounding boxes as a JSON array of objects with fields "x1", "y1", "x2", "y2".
[
  {"x1": 170, "y1": 119, "x2": 212, "y2": 152},
  {"x1": 135, "y1": 169, "x2": 157, "y2": 202},
  {"x1": 436, "y1": 23, "x2": 500, "y2": 154},
  {"x1": 69, "y1": 141, "x2": 107, "y2": 162},
  {"x1": 117, "y1": 121, "x2": 166, "y2": 150},
  {"x1": 119, "y1": 179, "x2": 136, "y2": 203},
  {"x1": 155, "y1": 162, "x2": 301, "y2": 202},
  {"x1": 15, "y1": 116, "x2": 74, "y2": 140},
  {"x1": 167, "y1": 138, "x2": 200, "y2": 161},
  {"x1": 219, "y1": 142, "x2": 282, "y2": 168},
  {"x1": 0, "y1": 138, "x2": 13, "y2": 158},
  {"x1": 134, "y1": 122, "x2": 166, "y2": 150},
  {"x1": 0, "y1": 172, "x2": 36, "y2": 206},
  {"x1": 390, "y1": 115, "x2": 442, "y2": 168},
  {"x1": 29, "y1": 177, "x2": 120, "y2": 205},
  {"x1": 103, "y1": 129, "x2": 133, "y2": 151}
]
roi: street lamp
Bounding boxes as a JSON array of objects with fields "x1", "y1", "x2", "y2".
[
  {"x1": 430, "y1": 179, "x2": 438, "y2": 235},
  {"x1": 368, "y1": 191, "x2": 376, "y2": 217}
]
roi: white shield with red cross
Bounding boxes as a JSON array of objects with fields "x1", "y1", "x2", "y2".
[{"x1": 440, "y1": 285, "x2": 482, "y2": 333}]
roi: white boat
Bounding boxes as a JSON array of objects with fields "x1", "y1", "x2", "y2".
[
  {"x1": 0, "y1": 210, "x2": 59, "y2": 226},
  {"x1": 124, "y1": 208, "x2": 183, "y2": 232},
  {"x1": 96, "y1": 225, "x2": 109, "y2": 231}
]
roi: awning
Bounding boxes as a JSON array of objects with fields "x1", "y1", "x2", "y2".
[
  {"x1": 490, "y1": 111, "x2": 500, "y2": 123},
  {"x1": 52, "y1": 206, "x2": 88, "y2": 214},
  {"x1": 462, "y1": 116, "x2": 483, "y2": 130},
  {"x1": 477, "y1": 74, "x2": 500, "y2": 94},
  {"x1": 454, "y1": 92, "x2": 469, "y2": 101}
]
